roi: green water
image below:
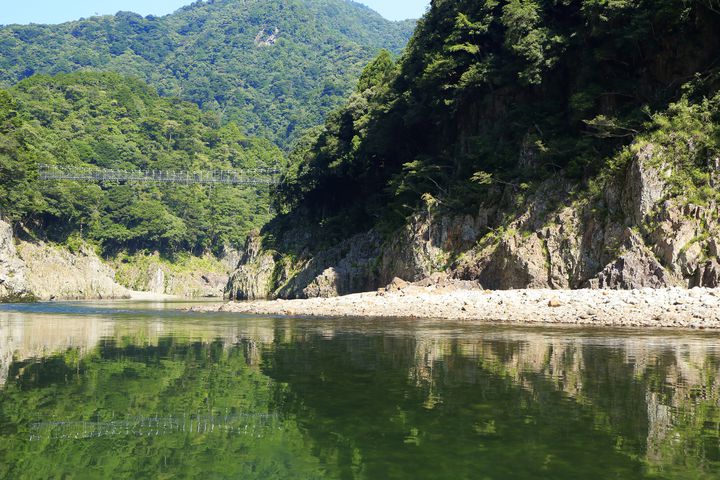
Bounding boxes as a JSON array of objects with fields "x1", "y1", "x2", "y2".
[{"x1": 1, "y1": 302, "x2": 719, "y2": 479}]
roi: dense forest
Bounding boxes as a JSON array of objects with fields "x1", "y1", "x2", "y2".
[
  {"x1": 274, "y1": 0, "x2": 720, "y2": 244},
  {"x1": 0, "y1": 0, "x2": 415, "y2": 148},
  {"x1": 4, "y1": 0, "x2": 720, "y2": 294},
  {"x1": 0, "y1": 72, "x2": 282, "y2": 256}
]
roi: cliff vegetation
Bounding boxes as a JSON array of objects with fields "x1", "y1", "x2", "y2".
[{"x1": 228, "y1": 0, "x2": 720, "y2": 299}]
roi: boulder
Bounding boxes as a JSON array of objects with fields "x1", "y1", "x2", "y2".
[
  {"x1": 690, "y1": 259, "x2": 720, "y2": 288},
  {"x1": 591, "y1": 230, "x2": 680, "y2": 289},
  {"x1": 385, "y1": 277, "x2": 409, "y2": 292}
]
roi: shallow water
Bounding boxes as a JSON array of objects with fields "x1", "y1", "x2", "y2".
[{"x1": 1, "y1": 301, "x2": 719, "y2": 479}]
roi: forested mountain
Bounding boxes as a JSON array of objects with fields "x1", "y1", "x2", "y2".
[
  {"x1": 0, "y1": 72, "x2": 282, "y2": 255},
  {"x1": 226, "y1": 0, "x2": 720, "y2": 299},
  {"x1": 0, "y1": 0, "x2": 415, "y2": 148},
  {"x1": 276, "y1": 0, "x2": 720, "y2": 240}
]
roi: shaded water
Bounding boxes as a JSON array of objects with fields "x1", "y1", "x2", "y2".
[{"x1": 1, "y1": 301, "x2": 719, "y2": 479}]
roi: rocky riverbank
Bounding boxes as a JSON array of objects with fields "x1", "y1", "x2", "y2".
[{"x1": 200, "y1": 280, "x2": 720, "y2": 329}]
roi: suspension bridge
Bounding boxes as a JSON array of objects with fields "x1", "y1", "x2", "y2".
[{"x1": 38, "y1": 164, "x2": 281, "y2": 186}]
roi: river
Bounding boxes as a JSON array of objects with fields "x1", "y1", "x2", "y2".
[{"x1": 0, "y1": 301, "x2": 719, "y2": 479}]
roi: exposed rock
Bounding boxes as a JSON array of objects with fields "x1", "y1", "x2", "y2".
[
  {"x1": 158, "y1": 270, "x2": 227, "y2": 298},
  {"x1": 0, "y1": 219, "x2": 30, "y2": 301},
  {"x1": 303, "y1": 268, "x2": 342, "y2": 298},
  {"x1": 623, "y1": 144, "x2": 668, "y2": 226},
  {"x1": 379, "y1": 213, "x2": 483, "y2": 285},
  {"x1": 147, "y1": 266, "x2": 166, "y2": 294},
  {"x1": 708, "y1": 237, "x2": 720, "y2": 258},
  {"x1": 691, "y1": 260, "x2": 720, "y2": 288},
  {"x1": 590, "y1": 230, "x2": 680, "y2": 289},
  {"x1": 385, "y1": 277, "x2": 409, "y2": 292},
  {"x1": 17, "y1": 241, "x2": 129, "y2": 301},
  {"x1": 548, "y1": 298, "x2": 562, "y2": 307},
  {"x1": 225, "y1": 234, "x2": 277, "y2": 300},
  {"x1": 112, "y1": 251, "x2": 230, "y2": 298},
  {"x1": 1, "y1": 217, "x2": 232, "y2": 301},
  {"x1": 219, "y1": 244, "x2": 243, "y2": 272},
  {"x1": 223, "y1": 140, "x2": 720, "y2": 299},
  {"x1": 476, "y1": 234, "x2": 551, "y2": 290},
  {"x1": 649, "y1": 202, "x2": 703, "y2": 276},
  {"x1": 412, "y1": 272, "x2": 450, "y2": 287},
  {"x1": 284, "y1": 231, "x2": 382, "y2": 299}
]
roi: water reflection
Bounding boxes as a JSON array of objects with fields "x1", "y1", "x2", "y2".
[{"x1": 1, "y1": 303, "x2": 719, "y2": 479}]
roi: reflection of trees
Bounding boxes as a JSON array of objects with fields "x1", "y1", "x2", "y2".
[
  {"x1": 0, "y1": 329, "x2": 327, "y2": 480},
  {"x1": 264, "y1": 325, "x2": 720, "y2": 479},
  {"x1": 0, "y1": 313, "x2": 110, "y2": 387},
  {"x1": 3, "y1": 313, "x2": 720, "y2": 478},
  {"x1": 263, "y1": 329, "x2": 643, "y2": 479},
  {"x1": 406, "y1": 331, "x2": 720, "y2": 478},
  {"x1": 0, "y1": 313, "x2": 276, "y2": 388}
]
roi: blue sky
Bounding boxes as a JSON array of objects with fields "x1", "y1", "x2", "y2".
[{"x1": 1, "y1": 0, "x2": 430, "y2": 25}]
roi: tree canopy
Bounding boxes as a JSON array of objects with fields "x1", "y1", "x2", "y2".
[
  {"x1": 0, "y1": 0, "x2": 415, "y2": 148},
  {"x1": 273, "y1": 0, "x2": 720, "y2": 242},
  {"x1": 0, "y1": 72, "x2": 283, "y2": 255}
]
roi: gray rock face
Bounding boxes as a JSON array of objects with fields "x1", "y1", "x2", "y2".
[
  {"x1": 226, "y1": 211, "x2": 490, "y2": 300},
  {"x1": 592, "y1": 230, "x2": 680, "y2": 289},
  {"x1": 225, "y1": 235, "x2": 277, "y2": 300},
  {"x1": 147, "y1": 266, "x2": 166, "y2": 294},
  {"x1": 380, "y1": 213, "x2": 484, "y2": 285},
  {"x1": 475, "y1": 235, "x2": 551, "y2": 290},
  {"x1": 1, "y1": 217, "x2": 131, "y2": 301},
  {"x1": 0, "y1": 219, "x2": 30, "y2": 301},
  {"x1": 225, "y1": 141, "x2": 720, "y2": 298},
  {"x1": 690, "y1": 260, "x2": 720, "y2": 288},
  {"x1": 278, "y1": 231, "x2": 382, "y2": 299},
  {"x1": 623, "y1": 144, "x2": 668, "y2": 226},
  {"x1": 219, "y1": 244, "x2": 243, "y2": 272},
  {"x1": 18, "y1": 241, "x2": 129, "y2": 300},
  {"x1": 454, "y1": 145, "x2": 717, "y2": 291},
  {"x1": 114, "y1": 252, "x2": 230, "y2": 298}
]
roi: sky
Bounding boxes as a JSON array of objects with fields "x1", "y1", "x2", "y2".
[{"x1": 1, "y1": 0, "x2": 430, "y2": 25}]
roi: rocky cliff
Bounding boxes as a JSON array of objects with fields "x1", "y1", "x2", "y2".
[
  {"x1": 110, "y1": 252, "x2": 230, "y2": 298},
  {"x1": 0, "y1": 219, "x2": 129, "y2": 301},
  {"x1": 226, "y1": 141, "x2": 720, "y2": 300},
  {"x1": 0, "y1": 220, "x2": 31, "y2": 302},
  {"x1": 18, "y1": 241, "x2": 130, "y2": 300},
  {"x1": 0, "y1": 218, "x2": 233, "y2": 301}
]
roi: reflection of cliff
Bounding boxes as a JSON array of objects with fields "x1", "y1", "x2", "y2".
[
  {"x1": 3, "y1": 310, "x2": 720, "y2": 477},
  {"x1": 406, "y1": 331, "x2": 720, "y2": 473},
  {"x1": 0, "y1": 326, "x2": 324, "y2": 479},
  {"x1": 0, "y1": 313, "x2": 110, "y2": 387},
  {"x1": 0, "y1": 312, "x2": 277, "y2": 388}
]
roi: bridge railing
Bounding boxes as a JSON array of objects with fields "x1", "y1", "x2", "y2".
[{"x1": 38, "y1": 164, "x2": 281, "y2": 186}]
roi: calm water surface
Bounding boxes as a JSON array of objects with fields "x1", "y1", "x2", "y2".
[{"x1": 1, "y1": 301, "x2": 719, "y2": 479}]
